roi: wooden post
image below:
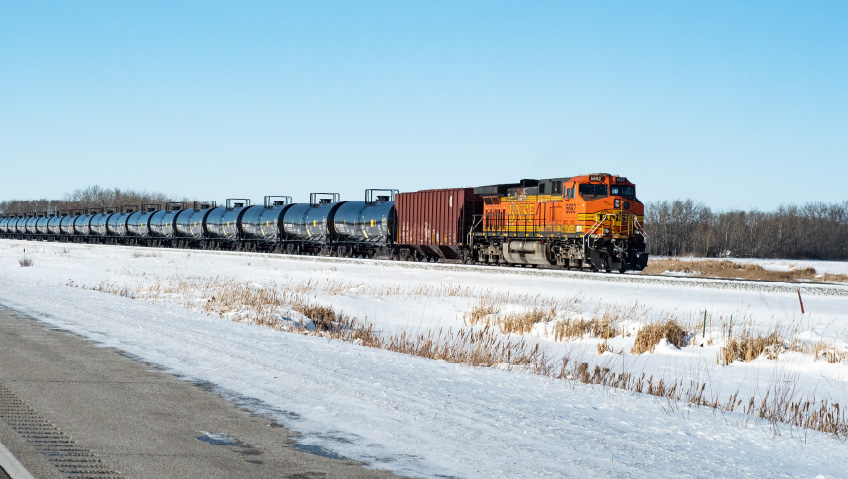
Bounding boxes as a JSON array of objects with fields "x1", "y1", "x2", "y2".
[{"x1": 797, "y1": 288, "x2": 805, "y2": 314}]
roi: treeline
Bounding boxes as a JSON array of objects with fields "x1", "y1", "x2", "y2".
[
  {"x1": 645, "y1": 199, "x2": 848, "y2": 260},
  {"x1": 0, "y1": 186, "x2": 178, "y2": 216}
]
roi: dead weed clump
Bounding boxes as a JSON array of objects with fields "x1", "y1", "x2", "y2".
[
  {"x1": 464, "y1": 300, "x2": 558, "y2": 336},
  {"x1": 18, "y1": 257, "x2": 33, "y2": 267},
  {"x1": 720, "y1": 332, "x2": 782, "y2": 365},
  {"x1": 642, "y1": 258, "x2": 847, "y2": 283},
  {"x1": 631, "y1": 320, "x2": 687, "y2": 354},
  {"x1": 552, "y1": 317, "x2": 616, "y2": 341}
]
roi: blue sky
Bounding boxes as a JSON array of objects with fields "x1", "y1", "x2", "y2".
[{"x1": 2, "y1": 1, "x2": 846, "y2": 210}]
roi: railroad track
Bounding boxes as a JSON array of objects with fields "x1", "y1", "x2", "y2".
[{"x1": 6, "y1": 238, "x2": 847, "y2": 298}]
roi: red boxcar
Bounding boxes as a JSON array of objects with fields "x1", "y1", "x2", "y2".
[{"x1": 394, "y1": 188, "x2": 483, "y2": 260}]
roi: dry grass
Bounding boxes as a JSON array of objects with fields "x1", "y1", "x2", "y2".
[
  {"x1": 18, "y1": 257, "x2": 33, "y2": 267},
  {"x1": 720, "y1": 332, "x2": 782, "y2": 365},
  {"x1": 552, "y1": 317, "x2": 618, "y2": 341},
  {"x1": 643, "y1": 258, "x2": 848, "y2": 283},
  {"x1": 814, "y1": 342, "x2": 846, "y2": 363},
  {"x1": 631, "y1": 320, "x2": 688, "y2": 354},
  {"x1": 465, "y1": 304, "x2": 557, "y2": 336},
  {"x1": 81, "y1": 276, "x2": 848, "y2": 438}
]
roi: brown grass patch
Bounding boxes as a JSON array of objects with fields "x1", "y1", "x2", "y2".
[
  {"x1": 631, "y1": 320, "x2": 687, "y2": 354},
  {"x1": 552, "y1": 317, "x2": 617, "y2": 341},
  {"x1": 720, "y1": 332, "x2": 781, "y2": 365},
  {"x1": 642, "y1": 258, "x2": 848, "y2": 283}
]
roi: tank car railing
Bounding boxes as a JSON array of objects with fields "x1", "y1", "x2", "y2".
[
  {"x1": 365, "y1": 189, "x2": 399, "y2": 204},
  {"x1": 264, "y1": 196, "x2": 291, "y2": 208}
]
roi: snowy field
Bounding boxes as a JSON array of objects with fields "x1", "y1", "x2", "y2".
[{"x1": 1, "y1": 239, "x2": 847, "y2": 478}]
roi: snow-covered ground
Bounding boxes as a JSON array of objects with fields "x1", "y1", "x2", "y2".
[{"x1": 1, "y1": 239, "x2": 847, "y2": 478}]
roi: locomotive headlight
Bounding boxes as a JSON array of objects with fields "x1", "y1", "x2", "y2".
[{"x1": 614, "y1": 199, "x2": 620, "y2": 208}]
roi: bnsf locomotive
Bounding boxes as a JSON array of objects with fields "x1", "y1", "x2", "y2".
[{"x1": 0, "y1": 173, "x2": 648, "y2": 272}]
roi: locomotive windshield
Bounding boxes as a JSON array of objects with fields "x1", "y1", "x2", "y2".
[
  {"x1": 610, "y1": 185, "x2": 635, "y2": 198},
  {"x1": 579, "y1": 183, "x2": 607, "y2": 197}
]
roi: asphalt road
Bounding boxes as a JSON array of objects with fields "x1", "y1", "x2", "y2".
[{"x1": 0, "y1": 306, "x2": 404, "y2": 479}]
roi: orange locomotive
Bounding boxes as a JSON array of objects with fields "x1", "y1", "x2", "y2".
[{"x1": 471, "y1": 173, "x2": 648, "y2": 272}]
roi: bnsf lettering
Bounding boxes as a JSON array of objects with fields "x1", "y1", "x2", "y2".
[{"x1": 508, "y1": 203, "x2": 535, "y2": 215}]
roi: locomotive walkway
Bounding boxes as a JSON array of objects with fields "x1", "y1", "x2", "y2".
[{"x1": 0, "y1": 307, "x2": 401, "y2": 479}]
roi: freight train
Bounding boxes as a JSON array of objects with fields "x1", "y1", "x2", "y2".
[{"x1": 0, "y1": 173, "x2": 649, "y2": 272}]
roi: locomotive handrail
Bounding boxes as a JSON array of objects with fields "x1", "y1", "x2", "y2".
[
  {"x1": 583, "y1": 217, "x2": 605, "y2": 252},
  {"x1": 633, "y1": 217, "x2": 650, "y2": 251}
]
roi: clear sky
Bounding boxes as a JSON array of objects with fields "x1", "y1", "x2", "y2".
[{"x1": 2, "y1": 1, "x2": 846, "y2": 210}]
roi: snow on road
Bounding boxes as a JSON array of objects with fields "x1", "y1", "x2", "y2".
[{"x1": 1, "y1": 240, "x2": 847, "y2": 478}]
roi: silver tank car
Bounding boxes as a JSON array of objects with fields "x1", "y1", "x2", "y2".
[
  {"x1": 0, "y1": 217, "x2": 9, "y2": 234},
  {"x1": 149, "y1": 203, "x2": 185, "y2": 238},
  {"x1": 106, "y1": 208, "x2": 136, "y2": 237},
  {"x1": 333, "y1": 190, "x2": 397, "y2": 244},
  {"x1": 48, "y1": 215, "x2": 62, "y2": 235},
  {"x1": 60, "y1": 215, "x2": 77, "y2": 236},
  {"x1": 240, "y1": 197, "x2": 292, "y2": 242},
  {"x1": 73, "y1": 214, "x2": 95, "y2": 236},
  {"x1": 174, "y1": 203, "x2": 215, "y2": 240},
  {"x1": 282, "y1": 194, "x2": 344, "y2": 242},
  {"x1": 36, "y1": 216, "x2": 50, "y2": 235},
  {"x1": 16, "y1": 217, "x2": 27, "y2": 234},
  {"x1": 90, "y1": 211, "x2": 116, "y2": 237},
  {"x1": 205, "y1": 199, "x2": 250, "y2": 240},
  {"x1": 127, "y1": 205, "x2": 160, "y2": 237},
  {"x1": 26, "y1": 216, "x2": 38, "y2": 234}
]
